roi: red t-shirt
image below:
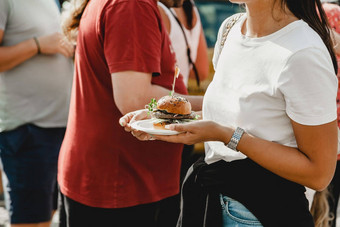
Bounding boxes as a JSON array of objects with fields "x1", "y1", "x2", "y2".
[{"x1": 58, "y1": 0, "x2": 188, "y2": 208}]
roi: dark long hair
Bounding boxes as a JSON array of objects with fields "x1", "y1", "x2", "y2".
[
  {"x1": 281, "y1": 0, "x2": 338, "y2": 74},
  {"x1": 62, "y1": 0, "x2": 90, "y2": 42},
  {"x1": 183, "y1": 0, "x2": 194, "y2": 29}
]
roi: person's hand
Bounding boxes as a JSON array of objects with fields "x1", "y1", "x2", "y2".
[
  {"x1": 38, "y1": 32, "x2": 74, "y2": 58},
  {"x1": 153, "y1": 120, "x2": 230, "y2": 145},
  {"x1": 119, "y1": 109, "x2": 153, "y2": 141}
]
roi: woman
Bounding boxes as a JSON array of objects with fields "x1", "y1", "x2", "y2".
[
  {"x1": 158, "y1": 0, "x2": 209, "y2": 87},
  {"x1": 120, "y1": 0, "x2": 339, "y2": 226}
]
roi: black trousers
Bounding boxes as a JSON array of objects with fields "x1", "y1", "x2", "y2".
[
  {"x1": 57, "y1": 146, "x2": 200, "y2": 227},
  {"x1": 58, "y1": 191, "x2": 180, "y2": 227}
]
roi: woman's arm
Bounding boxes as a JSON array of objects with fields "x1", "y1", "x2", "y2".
[
  {"x1": 236, "y1": 120, "x2": 338, "y2": 191},
  {"x1": 154, "y1": 119, "x2": 338, "y2": 191},
  {"x1": 158, "y1": 5, "x2": 171, "y2": 33},
  {"x1": 189, "y1": 26, "x2": 209, "y2": 82}
]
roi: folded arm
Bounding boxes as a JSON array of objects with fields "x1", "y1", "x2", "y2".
[
  {"x1": 0, "y1": 30, "x2": 74, "y2": 72},
  {"x1": 0, "y1": 30, "x2": 38, "y2": 72},
  {"x1": 158, "y1": 119, "x2": 338, "y2": 191}
]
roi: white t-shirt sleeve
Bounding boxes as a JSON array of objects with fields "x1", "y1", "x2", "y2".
[
  {"x1": 0, "y1": 0, "x2": 10, "y2": 31},
  {"x1": 278, "y1": 47, "x2": 338, "y2": 125}
]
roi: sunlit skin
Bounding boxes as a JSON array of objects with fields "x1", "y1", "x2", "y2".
[
  {"x1": 111, "y1": 0, "x2": 203, "y2": 120},
  {"x1": 120, "y1": 0, "x2": 338, "y2": 192}
]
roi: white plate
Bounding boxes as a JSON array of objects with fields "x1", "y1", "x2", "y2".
[{"x1": 130, "y1": 119, "x2": 181, "y2": 135}]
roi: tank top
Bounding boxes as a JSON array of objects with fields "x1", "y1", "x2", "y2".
[{"x1": 158, "y1": 2, "x2": 201, "y2": 86}]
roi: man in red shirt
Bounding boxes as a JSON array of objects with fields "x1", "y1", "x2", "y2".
[{"x1": 57, "y1": 0, "x2": 202, "y2": 226}]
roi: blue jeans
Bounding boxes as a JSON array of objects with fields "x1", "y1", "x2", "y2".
[
  {"x1": 221, "y1": 195, "x2": 263, "y2": 227},
  {"x1": 0, "y1": 124, "x2": 65, "y2": 224}
]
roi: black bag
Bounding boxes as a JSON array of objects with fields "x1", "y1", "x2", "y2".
[{"x1": 178, "y1": 157, "x2": 314, "y2": 227}]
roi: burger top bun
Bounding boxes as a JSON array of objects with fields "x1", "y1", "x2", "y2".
[{"x1": 157, "y1": 95, "x2": 191, "y2": 115}]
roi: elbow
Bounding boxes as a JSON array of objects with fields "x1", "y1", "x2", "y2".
[
  {"x1": 308, "y1": 181, "x2": 329, "y2": 192},
  {"x1": 306, "y1": 172, "x2": 334, "y2": 192},
  {"x1": 115, "y1": 99, "x2": 143, "y2": 116},
  {"x1": 0, "y1": 61, "x2": 14, "y2": 72},
  {"x1": 0, "y1": 64, "x2": 8, "y2": 72},
  {"x1": 116, "y1": 104, "x2": 133, "y2": 116}
]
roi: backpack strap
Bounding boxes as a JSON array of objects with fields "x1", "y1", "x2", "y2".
[{"x1": 218, "y1": 13, "x2": 244, "y2": 57}]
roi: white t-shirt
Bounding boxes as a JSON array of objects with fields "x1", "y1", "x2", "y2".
[{"x1": 203, "y1": 14, "x2": 338, "y2": 164}]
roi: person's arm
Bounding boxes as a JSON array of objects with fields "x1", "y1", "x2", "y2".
[
  {"x1": 111, "y1": 71, "x2": 203, "y2": 115},
  {"x1": 0, "y1": 31, "x2": 74, "y2": 72},
  {"x1": 0, "y1": 30, "x2": 37, "y2": 72},
  {"x1": 189, "y1": 26, "x2": 209, "y2": 81},
  {"x1": 158, "y1": 4, "x2": 171, "y2": 33},
  {"x1": 331, "y1": 29, "x2": 340, "y2": 55},
  {"x1": 153, "y1": 118, "x2": 337, "y2": 192},
  {"x1": 233, "y1": 120, "x2": 338, "y2": 191}
]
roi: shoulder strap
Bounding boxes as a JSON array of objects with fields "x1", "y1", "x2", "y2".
[
  {"x1": 169, "y1": 9, "x2": 201, "y2": 87},
  {"x1": 218, "y1": 13, "x2": 244, "y2": 56}
]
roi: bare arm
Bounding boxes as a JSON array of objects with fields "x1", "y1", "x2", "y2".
[
  {"x1": 158, "y1": 5, "x2": 171, "y2": 33},
  {"x1": 0, "y1": 31, "x2": 74, "y2": 72},
  {"x1": 0, "y1": 30, "x2": 37, "y2": 72},
  {"x1": 111, "y1": 71, "x2": 203, "y2": 115},
  {"x1": 157, "y1": 119, "x2": 338, "y2": 191},
  {"x1": 233, "y1": 120, "x2": 338, "y2": 191},
  {"x1": 331, "y1": 29, "x2": 340, "y2": 55},
  {"x1": 189, "y1": 26, "x2": 209, "y2": 81}
]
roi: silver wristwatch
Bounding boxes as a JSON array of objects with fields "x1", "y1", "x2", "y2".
[{"x1": 226, "y1": 127, "x2": 245, "y2": 151}]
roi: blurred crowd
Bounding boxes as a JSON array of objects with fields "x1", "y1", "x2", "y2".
[{"x1": 0, "y1": 0, "x2": 340, "y2": 227}]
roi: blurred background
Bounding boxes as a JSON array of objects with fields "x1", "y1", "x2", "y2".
[{"x1": 1, "y1": 0, "x2": 340, "y2": 226}]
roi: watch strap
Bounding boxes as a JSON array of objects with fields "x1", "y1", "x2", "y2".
[{"x1": 226, "y1": 127, "x2": 245, "y2": 151}]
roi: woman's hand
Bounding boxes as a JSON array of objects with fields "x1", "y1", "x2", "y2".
[
  {"x1": 119, "y1": 109, "x2": 153, "y2": 141},
  {"x1": 153, "y1": 120, "x2": 232, "y2": 145}
]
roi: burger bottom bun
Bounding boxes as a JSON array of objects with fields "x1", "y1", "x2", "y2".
[{"x1": 153, "y1": 121, "x2": 171, "y2": 130}]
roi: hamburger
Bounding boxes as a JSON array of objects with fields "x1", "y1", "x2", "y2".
[{"x1": 149, "y1": 95, "x2": 197, "y2": 130}]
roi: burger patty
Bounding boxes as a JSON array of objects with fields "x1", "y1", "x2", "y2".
[{"x1": 152, "y1": 109, "x2": 196, "y2": 120}]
